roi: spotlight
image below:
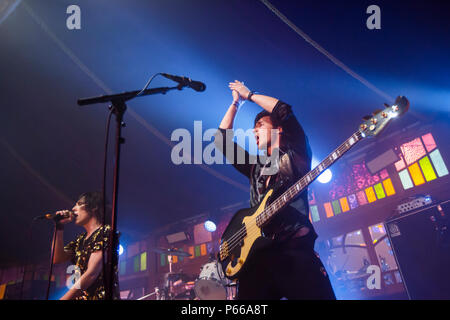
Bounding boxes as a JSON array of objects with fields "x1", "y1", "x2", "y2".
[
  {"x1": 204, "y1": 220, "x2": 217, "y2": 232},
  {"x1": 118, "y1": 244, "x2": 124, "y2": 256},
  {"x1": 312, "y1": 158, "x2": 333, "y2": 184},
  {"x1": 317, "y1": 169, "x2": 332, "y2": 184}
]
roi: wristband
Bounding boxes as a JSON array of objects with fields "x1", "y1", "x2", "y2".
[
  {"x1": 56, "y1": 223, "x2": 64, "y2": 231},
  {"x1": 247, "y1": 91, "x2": 256, "y2": 102}
]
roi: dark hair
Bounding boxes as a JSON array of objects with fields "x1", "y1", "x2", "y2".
[
  {"x1": 254, "y1": 110, "x2": 281, "y2": 128},
  {"x1": 77, "y1": 191, "x2": 109, "y2": 224}
]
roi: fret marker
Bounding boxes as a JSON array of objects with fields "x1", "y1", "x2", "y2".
[
  {"x1": 307, "y1": 175, "x2": 311, "y2": 182},
  {"x1": 296, "y1": 184, "x2": 300, "y2": 191},
  {"x1": 332, "y1": 152, "x2": 337, "y2": 160},
  {"x1": 349, "y1": 137, "x2": 355, "y2": 145},
  {"x1": 319, "y1": 164, "x2": 323, "y2": 171}
]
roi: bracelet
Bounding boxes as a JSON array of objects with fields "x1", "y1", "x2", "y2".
[{"x1": 247, "y1": 91, "x2": 256, "y2": 102}]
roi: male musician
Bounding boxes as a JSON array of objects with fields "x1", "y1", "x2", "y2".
[
  {"x1": 52, "y1": 191, "x2": 120, "y2": 300},
  {"x1": 214, "y1": 80, "x2": 335, "y2": 299}
]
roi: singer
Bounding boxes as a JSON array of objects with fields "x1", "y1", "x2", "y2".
[{"x1": 51, "y1": 191, "x2": 120, "y2": 300}]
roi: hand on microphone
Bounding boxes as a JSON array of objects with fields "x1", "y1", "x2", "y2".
[{"x1": 55, "y1": 210, "x2": 75, "y2": 225}]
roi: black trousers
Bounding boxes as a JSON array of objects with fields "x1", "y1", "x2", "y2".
[{"x1": 236, "y1": 235, "x2": 336, "y2": 300}]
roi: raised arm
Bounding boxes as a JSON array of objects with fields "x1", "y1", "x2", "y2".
[{"x1": 53, "y1": 210, "x2": 76, "y2": 264}]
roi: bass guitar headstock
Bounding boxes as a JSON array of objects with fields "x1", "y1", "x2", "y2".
[{"x1": 359, "y1": 96, "x2": 409, "y2": 138}]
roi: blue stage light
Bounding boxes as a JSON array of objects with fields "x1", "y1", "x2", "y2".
[
  {"x1": 118, "y1": 244, "x2": 124, "y2": 256},
  {"x1": 204, "y1": 220, "x2": 217, "y2": 232},
  {"x1": 317, "y1": 169, "x2": 333, "y2": 184}
]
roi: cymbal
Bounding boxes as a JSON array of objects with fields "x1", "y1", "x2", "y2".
[{"x1": 152, "y1": 247, "x2": 192, "y2": 257}]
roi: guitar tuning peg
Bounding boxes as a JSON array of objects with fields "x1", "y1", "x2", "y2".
[
  {"x1": 362, "y1": 115, "x2": 372, "y2": 121},
  {"x1": 372, "y1": 109, "x2": 383, "y2": 116}
]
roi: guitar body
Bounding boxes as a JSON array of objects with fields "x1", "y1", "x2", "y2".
[{"x1": 219, "y1": 190, "x2": 274, "y2": 280}]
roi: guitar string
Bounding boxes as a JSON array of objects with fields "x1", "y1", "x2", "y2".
[
  {"x1": 220, "y1": 131, "x2": 362, "y2": 258},
  {"x1": 220, "y1": 131, "x2": 363, "y2": 259}
]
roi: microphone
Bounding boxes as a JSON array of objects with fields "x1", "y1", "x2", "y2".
[
  {"x1": 161, "y1": 73, "x2": 206, "y2": 92},
  {"x1": 33, "y1": 211, "x2": 76, "y2": 222}
]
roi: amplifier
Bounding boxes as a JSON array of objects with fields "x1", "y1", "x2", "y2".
[{"x1": 385, "y1": 200, "x2": 450, "y2": 299}]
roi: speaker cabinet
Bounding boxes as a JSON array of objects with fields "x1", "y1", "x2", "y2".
[{"x1": 385, "y1": 200, "x2": 450, "y2": 299}]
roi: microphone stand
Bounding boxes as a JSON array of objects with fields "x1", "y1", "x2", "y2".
[
  {"x1": 46, "y1": 224, "x2": 58, "y2": 300},
  {"x1": 77, "y1": 84, "x2": 186, "y2": 300}
]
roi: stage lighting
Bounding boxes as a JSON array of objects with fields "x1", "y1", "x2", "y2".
[
  {"x1": 204, "y1": 220, "x2": 217, "y2": 232},
  {"x1": 317, "y1": 169, "x2": 332, "y2": 184},
  {"x1": 118, "y1": 244, "x2": 124, "y2": 256}
]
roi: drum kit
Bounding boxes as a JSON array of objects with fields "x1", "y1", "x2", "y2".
[{"x1": 137, "y1": 247, "x2": 236, "y2": 300}]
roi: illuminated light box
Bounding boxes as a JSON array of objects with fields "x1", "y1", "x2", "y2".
[
  {"x1": 332, "y1": 200, "x2": 342, "y2": 215},
  {"x1": 133, "y1": 255, "x2": 140, "y2": 272},
  {"x1": 356, "y1": 190, "x2": 368, "y2": 205},
  {"x1": 379, "y1": 169, "x2": 389, "y2": 180},
  {"x1": 374, "y1": 182, "x2": 386, "y2": 199},
  {"x1": 408, "y1": 162, "x2": 425, "y2": 186},
  {"x1": 382, "y1": 178, "x2": 396, "y2": 196},
  {"x1": 348, "y1": 194, "x2": 359, "y2": 209},
  {"x1": 188, "y1": 246, "x2": 195, "y2": 259},
  {"x1": 398, "y1": 169, "x2": 414, "y2": 190},
  {"x1": 419, "y1": 156, "x2": 437, "y2": 182},
  {"x1": 310, "y1": 205, "x2": 320, "y2": 222},
  {"x1": 140, "y1": 252, "x2": 147, "y2": 271},
  {"x1": 339, "y1": 197, "x2": 350, "y2": 212},
  {"x1": 324, "y1": 202, "x2": 334, "y2": 218},
  {"x1": 160, "y1": 253, "x2": 166, "y2": 266},
  {"x1": 401, "y1": 137, "x2": 427, "y2": 165},
  {"x1": 421, "y1": 133, "x2": 437, "y2": 152},
  {"x1": 365, "y1": 186, "x2": 377, "y2": 203},
  {"x1": 429, "y1": 149, "x2": 449, "y2": 177},
  {"x1": 395, "y1": 155, "x2": 406, "y2": 171}
]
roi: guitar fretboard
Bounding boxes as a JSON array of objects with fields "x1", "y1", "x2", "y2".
[{"x1": 255, "y1": 130, "x2": 364, "y2": 227}]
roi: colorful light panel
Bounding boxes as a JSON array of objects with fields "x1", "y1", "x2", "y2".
[
  {"x1": 119, "y1": 261, "x2": 126, "y2": 275},
  {"x1": 188, "y1": 246, "x2": 195, "y2": 259},
  {"x1": 356, "y1": 190, "x2": 368, "y2": 205},
  {"x1": 421, "y1": 133, "x2": 437, "y2": 152},
  {"x1": 332, "y1": 200, "x2": 342, "y2": 215},
  {"x1": 419, "y1": 156, "x2": 437, "y2": 181},
  {"x1": 398, "y1": 169, "x2": 414, "y2": 189},
  {"x1": 200, "y1": 243, "x2": 207, "y2": 256},
  {"x1": 429, "y1": 149, "x2": 449, "y2": 177},
  {"x1": 339, "y1": 197, "x2": 350, "y2": 212},
  {"x1": 382, "y1": 178, "x2": 396, "y2": 196},
  {"x1": 401, "y1": 137, "x2": 427, "y2": 165},
  {"x1": 408, "y1": 162, "x2": 425, "y2": 186},
  {"x1": 324, "y1": 202, "x2": 334, "y2": 218},
  {"x1": 348, "y1": 194, "x2": 359, "y2": 209},
  {"x1": 395, "y1": 155, "x2": 406, "y2": 171},
  {"x1": 365, "y1": 187, "x2": 377, "y2": 203},
  {"x1": 194, "y1": 245, "x2": 201, "y2": 257},
  {"x1": 310, "y1": 205, "x2": 320, "y2": 222},
  {"x1": 379, "y1": 169, "x2": 389, "y2": 180},
  {"x1": 133, "y1": 255, "x2": 140, "y2": 272},
  {"x1": 374, "y1": 183, "x2": 386, "y2": 199},
  {"x1": 141, "y1": 252, "x2": 147, "y2": 271}
]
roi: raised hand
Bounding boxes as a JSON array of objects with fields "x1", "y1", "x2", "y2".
[{"x1": 229, "y1": 80, "x2": 251, "y2": 100}]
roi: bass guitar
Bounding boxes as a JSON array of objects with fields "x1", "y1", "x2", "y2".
[{"x1": 218, "y1": 96, "x2": 409, "y2": 279}]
